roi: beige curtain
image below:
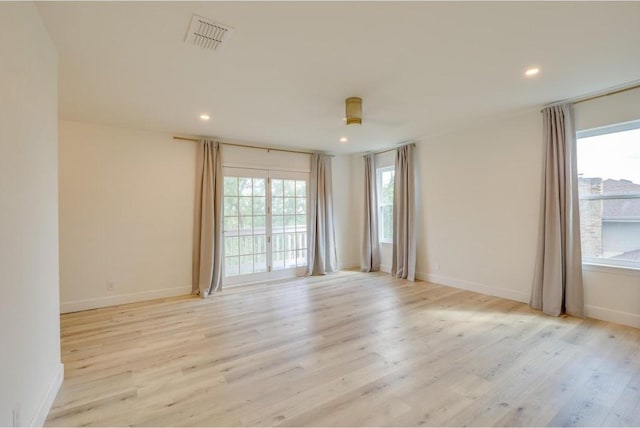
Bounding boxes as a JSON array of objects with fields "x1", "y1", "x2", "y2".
[
  {"x1": 531, "y1": 104, "x2": 584, "y2": 317},
  {"x1": 361, "y1": 154, "x2": 380, "y2": 272},
  {"x1": 391, "y1": 144, "x2": 416, "y2": 281},
  {"x1": 307, "y1": 153, "x2": 338, "y2": 275},
  {"x1": 192, "y1": 140, "x2": 223, "y2": 297}
]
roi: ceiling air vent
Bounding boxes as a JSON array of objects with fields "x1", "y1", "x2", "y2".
[{"x1": 185, "y1": 14, "x2": 233, "y2": 51}]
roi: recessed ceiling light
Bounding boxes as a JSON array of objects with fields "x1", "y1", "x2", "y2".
[
  {"x1": 340, "y1": 137, "x2": 348, "y2": 143},
  {"x1": 525, "y1": 67, "x2": 540, "y2": 77},
  {"x1": 200, "y1": 114, "x2": 210, "y2": 121}
]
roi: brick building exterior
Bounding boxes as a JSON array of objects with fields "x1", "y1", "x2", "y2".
[{"x1": 578, "y1": 177, "x2": 640, "y2": 261}]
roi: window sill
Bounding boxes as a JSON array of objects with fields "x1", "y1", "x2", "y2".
[
  {"x1": 582, "y1": 262, "x2": 640, "y2": 277},
  {"x1": 380, "y1": 241, "x2": 393, "y2": 245}
]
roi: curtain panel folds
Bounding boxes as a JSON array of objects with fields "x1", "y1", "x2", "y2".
[
  {"x1": 391, "y1": 144, "x2": 417, "y2": 281},
  {"x1": 361, "y1": 154, "x2": 380, "y2": 272},
  {"x1": 531, "y1": 104, "x2": 584, "y2": 317},
  {"x1": 307, "y1": 153, "x2": 338, "y2": 275},
  {"x1": 192, "y1": 140, "x2": 223, "y2": 297}
]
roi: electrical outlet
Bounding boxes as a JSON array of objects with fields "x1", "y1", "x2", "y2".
[
  {"x1": 12, "y1": 405, "x2": 20, "y2": 427},
  {"x1": 106, "y1": 281, "x2": 115, "y2": 292}
]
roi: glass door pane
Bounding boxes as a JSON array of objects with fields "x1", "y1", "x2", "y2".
[
  {"x1": 223, "y1": 170, "x2": 268, "y2": 279},
  {"x1": 271, "y1": 177, "x2": 307, "y2": 271},
  {"x1": 223, "y1": 168, "x2": 308, "y2": 285}
]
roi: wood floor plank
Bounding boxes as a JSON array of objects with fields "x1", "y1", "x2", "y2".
[
  {"x1": 45, "y1": 272, "x2": 640, "y2": 427},
  {"x1": 603, "y1": 368, "x2": 640, "y2": 427}
]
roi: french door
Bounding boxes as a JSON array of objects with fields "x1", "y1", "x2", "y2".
[{"x1": 222, "y1": 167, "x2": 308, "y2": 285}]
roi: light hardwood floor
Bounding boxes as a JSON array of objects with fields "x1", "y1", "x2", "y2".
[{"x1": 46, "y1": 271, "x2": 640, "y2": 427}]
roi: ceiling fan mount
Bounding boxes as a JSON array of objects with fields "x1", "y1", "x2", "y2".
[{"x1": 345, "y1": 97, "x2": 362, "y2": 126}]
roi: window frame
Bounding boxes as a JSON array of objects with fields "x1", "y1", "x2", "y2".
[
  {"x1": 376, "y1": 165, "x2": 395, "y2": 244},
  {"x1": 268, "y1": 170, "x2": 309, "y2": 272},
  {"x1": 577, "y1": 119, "x2": 640, "y2": 271},
  {"x1": 222, "y1": 167, "x2": 309, "y2": 286}
]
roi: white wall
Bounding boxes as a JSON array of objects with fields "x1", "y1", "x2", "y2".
[
  {"x1": 332, "y1": 154, "x2": 360, "y2": 269},
  {"x1": 399, "y1": 87, "x2": 640, "y2": 328},
  {"x1": 0, "y1": 3, "x2": 62, "y2": 426},
  {"x1": 58, "y1": 121, "x2": 196, "y2": 312},
  {"x1": 59, "y1": 123, "x2": 360, "y2": 311},
  {"x1": 222, "y1": 144, "x2": 311, "y2": 172},
  {"x1": 350, "y1": 153, "x2": 365, "y2": 271},
  {"x1": 414, "y1": 110, "x2": 542, "y2": 303},
  {"x1": 575, "y1": 86, "x2": 640, "y2": 131}
]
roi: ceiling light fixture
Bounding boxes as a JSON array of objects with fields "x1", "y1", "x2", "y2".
[
  {"x1": 525, "y1": 67, "x2": 540, "y2": 77},
  {"x1": 340, "y1": 137, "x2": 348, "y2": 143},
  {"x1": 200, "y1": 114, "x2": 210, "y2": 121},
  {"x1": 345, "y1": 97, "x2": 362, "y2": 125}
]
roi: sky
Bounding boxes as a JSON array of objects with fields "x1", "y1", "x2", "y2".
[{"x1": 577, "y1": 127, "x2": 640, "y2": 185}]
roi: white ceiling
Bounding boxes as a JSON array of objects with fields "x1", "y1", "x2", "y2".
[{"x1": 37, "y1": 1, "x2": 640, "y2": 153}]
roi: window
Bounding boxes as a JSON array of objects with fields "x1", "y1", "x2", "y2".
[
  {"x1": 577, "y1": 120, "x2": 640, "y2": 269},
  {"x1": 223, "y1": 168, "x2": 308, "y2": 282},
  {"x1": 377, "y1": 166, "x2": 395, "y2": 243},
  {"x1": 270, "y1": 178, "x2": 307, "y2": 271},
  {"x1": 223, "y1": 174, "x2": 268, "y2": 277}
]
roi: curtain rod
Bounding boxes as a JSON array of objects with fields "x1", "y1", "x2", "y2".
[
  {"x1": 366, "y1": 142, "x2": 415, "y2": 157},
  {"x1": 542, "y1": 82, "x2": 640, "y2": 111},
  {"x1": 173, "y1": 136, "x2": 333, "y2": 157},
  {"x1": 372, "y1": 147, "x2": 396, "y2": 156},
  {"x1": 573, "y1": 83, "x2": 640, "y2": 105}
]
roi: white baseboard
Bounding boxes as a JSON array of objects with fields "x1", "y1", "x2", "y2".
[
  {"x1": 418, "y1": 272, "x2": 640, "y2": 329},
  {"x1": 380, "y1": 264, "x2": 391, "y2": 273},
  {"x1": 60, "y1": 286, "x2": 191, "y2": 313},
  {"x1": 585, "y1": 305, "x2": 640, "y2": 329},
  {"x1": 417, "y1": 271, "x2": 530, "y2": 304},
  {"x1": 30, "y1": 362, "x2": 64, "y2": 427},
  {"x1": 338, "y1": 261, "x2": 360, "y2": 270}
]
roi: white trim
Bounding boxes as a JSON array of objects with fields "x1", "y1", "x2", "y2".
[
  {"x1": 224, "y1": 267, "x2": 307, "y2": 287},
  {"x1": 582, "y1": 257, "x2": 640, "y2": 270},
  {"x1": 417, "y1": 272, "x2": 640, "y2": 329},
  {"x1": 417, "y1": 272, "x2": 530, "y2": 303},
  {"x1": 60, "y1": 286, "x2": 191, "y2": 313},
  {"x1": 267, "y1": 169, "x2": 312, "y2": 178},
  {"x1": 582, "y1": 262, "x2": 640, "y2": 277},
  {"x1": 30, "y1": 363, "x2": 64, "y2": 427},
  {"x1": 576, "y1": 118, "x2": 640, "y2": 139},
  {"x1": 585, "y1": 304, "x2": 640, "y2": 329},
  {"x1": 222, "y1": 166, "x2": 269, "y2": 177},
  {"x1": 338, "y1": 261, "x2": 359, "y2": 270},
  {"x1": 579, "y1": 193, "x2": 640, "y2": 201},
  {"x1": 380, "y1": 264, "x2": 391, "y2": 273},
  {"x1": 222, "y1": 162, "x2": 310, "y2": 173}
]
